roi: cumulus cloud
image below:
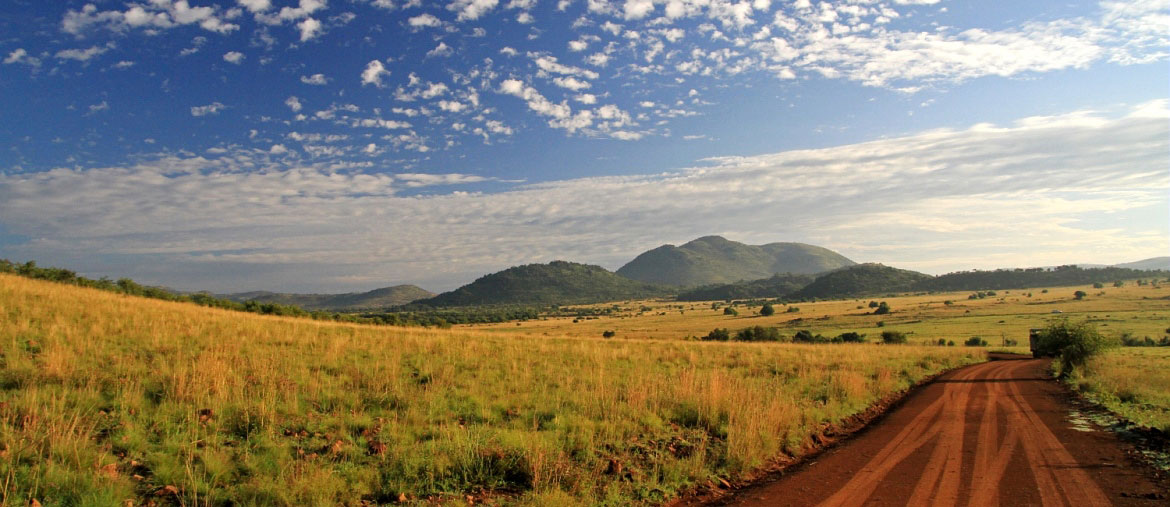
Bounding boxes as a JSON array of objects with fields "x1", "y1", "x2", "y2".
[
  {"x1": 408, "y1": 13, "x2": 442, "y2": 27},
  {"x1": 285, "y1": 96, "x2": 303, "y2": 112},
  {"x1": 190, "y1": 102, "x2": 226, "y2": 116},
  {"x1": 448, "y1": 0, "x2": 499, "y2": 21},
  {"x1": 55, "y1": 44, "x2": 113, "y2": 62},
  {"x1": 62, "y1": 2, "x2": 239, "y2": 35},
  {"x1": 223, "y1": 51, "x2": 245, "y2": 64},
  {"x1": 6, "y1": 103, "x2": 1162, "y2": 291},
  {"x1": 300, "y1": 73, "x2": 329, "y2": 85},
  {"x1": 360, "y1": 60, "x2": 391, "y2": 86},
  {"x1": 3, "y1": 48, "x2": 41, "y2": 67}
]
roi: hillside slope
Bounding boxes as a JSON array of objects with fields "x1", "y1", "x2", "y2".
[
  {"x1": 1114, "y1": 257, "x2": 1170, "y2": 271},
  {"x1": 417, "y1": 260, "x2": 670, "y2": 307},
  {"x1": 225, "y1": 284, "x2": 434, "y2": 310},
  {"x1": 675, "y1": 273, "x2": 816, "y2": 301},
  {"x1": 792, "y1": 263, "x2": 933, "y2": 300},
  {"x1": 616, "y1": 235, "x2": 854, "y2": 287}
]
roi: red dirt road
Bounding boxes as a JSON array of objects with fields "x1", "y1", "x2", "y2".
[{"x1": 721, "y1": 357, "x2": 1167, "y2": 506}]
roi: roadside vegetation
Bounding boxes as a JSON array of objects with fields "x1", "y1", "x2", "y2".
[
  {"x1": 0, "y1": 274, "x2": 982, "y2": 505},
  {"x1": 1067, "y1": 347, "x2": 1170, "y2": 433}
]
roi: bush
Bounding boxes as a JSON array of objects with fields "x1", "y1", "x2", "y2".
[
  {"x1": 786, "y1": 306, "x2": 800, "y2": 313},
  {"x1": 702, "y1": 328, "x2": 730, "y2": 341},
  {"x1": 723, "y1": 307, "x2": 738, "y2": 316},
  {"x1": 735, "y1": 326, "x2": 784, "y2": 342},
  {"x1": 880, "y1": 331, "x2": 907, "y2": 344},
  {"x1": 1092, "y1": 282, "x2": 1104, "y2": 289},
  {"x1": 1035, "y1": 320, "x2": 1113, "y2": 379},
  {"x1": 792, "y1": 330, "x2": 827, "y2": 344},
  {"x1": 937, "y1": 338, "x2": 948, "y2": 346},
  {"x1": 836, "y1": 332, "x2": 867, "y2": 343},
  {"x1": 759, "y1": 303, "x2": 775, "y2": 317},
  {"x1": 602, "y1": 330, "x2": 616, "y2": 339},
  {"x1": 873, "y1": 302, "x2": 891, "y2": 315},
  {"x1": 964, "y1": 336, "x2": 988, "y2": 347},
  {"x1": 1073, "y1": 290, "x2": 1087, "y2": 300}
]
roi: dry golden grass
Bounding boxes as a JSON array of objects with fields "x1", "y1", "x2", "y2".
[
  {"x1": 468, "y1": 281, "x2": 1170, "y2": 346},
  {"x1": 0, "y1": 273, "x2": 983, "y2": 505}
]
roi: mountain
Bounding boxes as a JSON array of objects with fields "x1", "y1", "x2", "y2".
[
  {"x1": 792, "y1": 264, "x2": 933, "y2": 300},
  {"x1": 1114, "y1": 257, "x2": 1170, "y2": 271},
  {"x1": 224, "y1": 285, "x2": 434, "y2": 311},
  {"x1": 616, "y1": 236, "x2": 855, "y2": 287},
  {"x1": 416, "y1": 260, "x2": 670, "y2": 307},
  {"x1": 675, "y1": 273, "x2": 816, "y2": 302},
  {"x1": 909, "y1": 265, "x2": 1169, "y2": 293}
]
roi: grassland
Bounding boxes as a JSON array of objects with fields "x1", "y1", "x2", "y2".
[
  {"x1": 468, "y1": 281, "x2": 1170, "y2": 348},
  {"x1": 1072, "y1": 347, "x2": 1170, "y2": 432},
  {"x1": 0, "y1": 274, "x2": 984, "y2": 506}
]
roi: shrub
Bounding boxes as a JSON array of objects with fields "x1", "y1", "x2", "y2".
[
  {"x1": 759, "y1": 303, "x2": 775, "y2": 317},
  {"x1": 1092, "y1": 282, "x2": 1104, "y2": 289},
  {"x1": 1073, "y1": 290, "x2": 1087, "y2": 300},
  {"x1": 964, "y1": 337, "x2": 988, "y2": 347},
  {"x1": 723, "y1": 307, "x2": 738, "y2": 316},
  {"x1": 836, "y1": 332, "x2": 866, "y2": 343},
  {"x1": 937, "y1": 338, "x2": 948, "y2": 346},
  {"x1": 735, "y1": 326, "x2": 784, "y2": 342},
  {"x1": 873, "y1": 302, "x2": 891, "y2": 315},
  {"x1": 792, "y1": 330, "x2": 827, "y2": 344},
  {"x1": 602, "y1": 330, "x2": 616, "y2": 339},
  {"x1": 786, "y1": 306, "x2": 800, "y2": 313},
  {"x1": 702, "y1": 328, "x2": 731, "y2": 341},
  {"x1": 880, "y1": 331, "x2": 907, "y2": 344},
  {"x1": 1035, "y1": 320, "x2": 1113, "y2": 379}
]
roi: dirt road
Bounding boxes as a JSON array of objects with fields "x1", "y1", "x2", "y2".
[{"x1": 721, "y1": 357, "x2": 1167, "y2": 506}]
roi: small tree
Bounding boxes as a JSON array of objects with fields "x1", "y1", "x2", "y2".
[
  {"x1": 602, "y1": 330, "x2": 616, "y2": 339},
  {"x1": 1035, "y1": 320, "x2": 1112, "y2": 379},
  {"x1": 759, "y1": 303, "x2": 775, "y2": 317},
  {"x1": 1073, "y1": 290, "x2": 1087, "y2": 300},
  {"x1": 702, "y1": 328, "x2": 731, "y2": 341},
  {"x1": 964, "y1": 336, "x2": 988, "y2": 347},
  {"x1": 1092, "y1": 282, "x2": 1104, "y2": 289},
  {"x1": 873, "y1": 302, "x2": 891, "y2": 315},
  {"x1": 723, "y1": 306, "x2": 738, "y2": 316},
  {"x1": 881, "y1": 331, "x2": 907, "y2": 344}
]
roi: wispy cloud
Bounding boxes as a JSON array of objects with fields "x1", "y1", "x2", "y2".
[{"x1": 1, "y1": 101, "x2": 1165, "y2": 292}]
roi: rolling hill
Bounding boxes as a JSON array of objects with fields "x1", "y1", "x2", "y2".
[
  {"x1": 1114, "y1": 257, "x2": 1170, "y2": 271},
  {"x1": 616, "y1": 235, "x2": 855, "y2": 287},
  {"x1": 791, "y1": 263, "x2": 933, "y2": 300},
  {"x1": 416, "y1": 260, "x2": 671, "y2": 307},
  {"x1": 224, "y1": 285, "x2": 434, "y2": 311},
  {"x1": 675, "y1": 273, "x2": 816, "y2": 301}
]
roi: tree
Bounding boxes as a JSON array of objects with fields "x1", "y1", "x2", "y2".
[
  {"x1": 881, "y1": 331, "x2": 907, "y2": 344},
  {"x1": 1073, "y1": 290, "x2": 1087, "y2": 300},
  {"x1": 759, "y1": 303, "x2": 775, "y2": 316},
  {"x1": 702, "y1": 328, "x2": 730, "y2": 341},
  {"x1": 723, "y1": 307, "x2": 738, "y2": 316},
  {"x1": 873, "y1": 302, "x2": 891, "y2": 315},
  {"x1": 1035, "y1": 320, "x2": 1112, "y2": 379},
  {"x1": 602, "y1": 330, "x2": 616, "y2": 339}
]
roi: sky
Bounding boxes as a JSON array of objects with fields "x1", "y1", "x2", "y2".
[{"x1": 0, "y1": 0, "x2": 1167, "y2": 293}]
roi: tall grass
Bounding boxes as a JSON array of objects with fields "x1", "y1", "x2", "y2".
[
  {"x1": 1071, "y1": 348, "x2": 1170, "y2": 432},
  {"x1": 0, "y1": 274, "x2": 981, "y2": 505}
]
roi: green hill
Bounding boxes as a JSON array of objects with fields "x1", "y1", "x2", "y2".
[
  {"x1": 1114, "y1": 257, "x2": 1170, "y2": 271},
  {"x1": 616, "y1": 236, "x2": 855, "y2": 287},
  {"x1": 225, "y1": 285, "x2": 434, "y2": 311},
  {"x1": 676, "y1": 273, "x2": 816, "y2": 301},
  {"x1": 417, "y1": 260, "x2": 670, "y2": 307},
  {"x1": 792, "y1": 264, "x2": 933, "y2": 300},
  {"x1": 909, "y1": 265, "x2": 1169, "y2": 292}
]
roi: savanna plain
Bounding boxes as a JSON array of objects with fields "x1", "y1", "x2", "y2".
[{"x1": 2, "y1": 273, "x2": 1168, "y2": 505}]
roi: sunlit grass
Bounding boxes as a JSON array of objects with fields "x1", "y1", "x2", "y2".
[
  {"x1": 0, "y1": 273, "x2": 982, "y2": 505},
  {"x1": 1074, "y1": 347, "x2": 1170, "y2": 432}
]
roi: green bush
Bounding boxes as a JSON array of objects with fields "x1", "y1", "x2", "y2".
[
  {"x1": 880, "y1": 331, "x2": 907, "y2": 344},
  {"x1": 734, "y1": 326, "x2": 784, "y2": 342},
  {"x1": 702, "y1": 328, "x2": 731, "y2": 341},
  {"x1": 759, "y1": 303, "x2": 775, "y2": 316},
  {"x1": 723, "y1": 307, "x2": 738, "y2": 316},
  {"x1": 1035, "y1": 320, "x2": 1113, "y2": 379},
  {"x1": 964, "y1": 337, "x2": 988, "y2": 347},
  {"x1": 836, "y1": 332, "x2": 867, "y2": 343},
  {"x1": 873, "y1": 302, "x2": 891, "y2": 315}
]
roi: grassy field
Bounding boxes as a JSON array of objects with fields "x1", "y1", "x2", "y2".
[
  {"x1": 1072, "y1": 347, "x2": 1170, "y2": 432},
  {"x1": 0, "y1": 274, "x2": 984, "y2": 506},
  {"x1": 467, "y1": 281, "x2": 1170, "y2": 347}
]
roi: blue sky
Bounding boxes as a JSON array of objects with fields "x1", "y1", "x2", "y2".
[{"x1": 1, "y1": 0, "x2": 1167, "y2": 292}]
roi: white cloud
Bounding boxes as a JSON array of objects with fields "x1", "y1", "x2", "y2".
[
  {"x1": 360, "y1": 60, "x2": 391, "y2": 87},
  {"x1": 62, "y1": 2, "x2": 239, "y2": 35},
  {"x1": 300, "y1": 73, "x2": 329, "y2": 85},
  {"x1": 285, "y1": 96, "x2": 303, "y2": 112},
  {"x1": 3, "y1": 48, "x2": 40, "y2": 67},
  {"x1": 88, "y1": 101, "x2": 109, "y2": 113},
  {"x1": 238, "y1": 0, "x2": 272, "y2": 13},
  {"x1": 553, "y1": 76, "x2": 591, "y2": 90},
  {"x1": 190, "y1": 102, "x2": 226, "y2": 116},
  {"x1": 408, "y1": 13, "x2": 442, "y2": 27},
  {"x1": 55, "y1": 44, "x2": 112, "y2": 62},
  {"x1": 4, "y1": 103, "x2": 1164, "y2": 292},
  {"x1": 297, "y1": 17, "x2": 323, "y2": 41},
  {"x1": 427, "y1": 42, "x2": 454, "y2": 58},
  {"x1": 447, "y1": 0, "x2": 499, "y2": 21},
  {"x1": 516, "y1": 11, "x2": 534, "y2": 24},
  {"x1": 223, "y1": 51, "x2": 245, "y2": 64}
]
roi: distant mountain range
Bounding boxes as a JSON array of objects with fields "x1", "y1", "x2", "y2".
[
  {"x1": 219, "y1": 240, "x2": 1168, "y2": 310},
  {"x1": 1113, "y1": 256, "x2": 1170, "y2": 271},
  {"x1": 414, "y1": 260, "x2": 669, "y2": 307},
  {"x1": 223, "y1": 285, "x2": 434, "y2": 311},
  {"x1": 615, "y1": 235, "x2": 855, "y2": 287}
]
